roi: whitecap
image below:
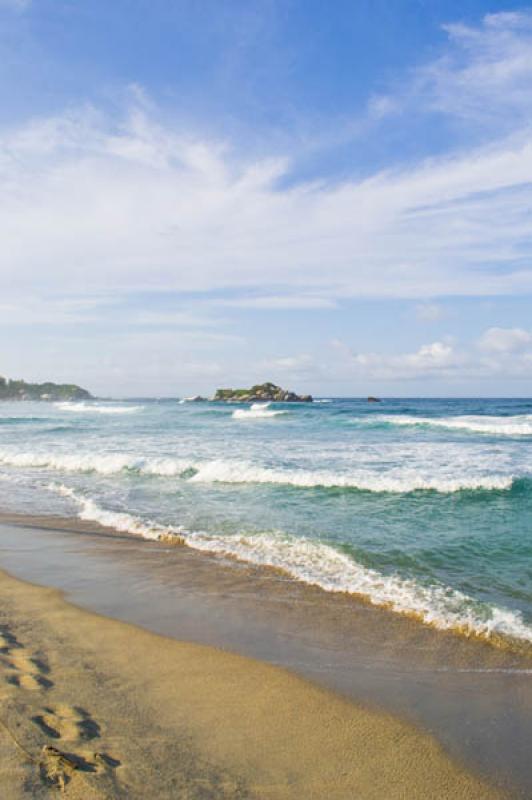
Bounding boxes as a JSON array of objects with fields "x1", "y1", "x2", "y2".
[
  {"x1": 232, "y1": 402, "x2": 287, "y2": 420},
  {"x1": 188, "y1": 459, "x2": 514, "y2": 493},
  {"x1": 0, "y1": 449, "x2": 516, "y2": 493},
  {"x1": 374, "y1": 414, "x2": 532, "y2": 436},
  {"x1": 55, "y1": 402, "x2": 143, "y2": 415},
  {"x1": 0, "y1": 450, "x2": 189, "y2": 477}
]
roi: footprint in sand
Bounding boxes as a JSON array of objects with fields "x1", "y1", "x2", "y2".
[
  {"x1": 33, "y1": 704, "x2": 100, "y2": 742},
  {"x1": 0, "y1": 627, "x2": 122, "y2": 791},
  {"x1": 35, "y1": 705, "x2": 121, "y2": 791},
  {"x1": 0, "y1": 627, "x2": 53, "y2": 691},
  {"x1": 0, "y1": 628, "x2": 19, "y2": 652},
  {"x1": 2, "y1": 650, "x2": 52, "y2": 691},
  {"x1": 39, "y1": 745, "x2": 122, "y2": 791}
]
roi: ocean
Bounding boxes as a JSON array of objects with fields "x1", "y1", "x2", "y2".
[{"x1": 1, "y1": 396, "x2": 531, "y2": 647}]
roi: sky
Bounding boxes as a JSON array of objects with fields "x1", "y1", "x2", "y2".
[{"x1": 2, "y1": 0, "x2": 532, "y2": 397}]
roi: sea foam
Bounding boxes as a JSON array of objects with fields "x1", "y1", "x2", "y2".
[
  {"x1": 0, "y1": 449, "x2": 515, "y2": 493},
  {"x1": 49, "y1": 483, "x2": 532, "y2": 645},
  {"x1": 187, "y1": 459, "x2": 514, "y2": 492},
  {"x1": 232, "y1": 402, "x2": 287, "y2": 419},
  {"x1": 55, "y1": 402, "x2": 143, "y2": 414},
  {"x1": 375, "y1": 414, "x2": 532, "y2": 436}
]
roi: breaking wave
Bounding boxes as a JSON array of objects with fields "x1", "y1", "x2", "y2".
[
  {"x1": 48, "y1": 483, "x2": 532, "y2": 645},
  {"x1": 0, "y1": 449, "x2": 516, "y2": 493},
  {"x1": 232, "y1": 402, "x2": 287, "y2": 419},
  {"x1": 374, "y1": 414, "x2": 532, "y2": 436},
  {"x1": 0, "y1": 449, "x2": 190, "y2": 477},
  {"x1": 187, "y1": 459, "x2": 514, "y2": 493},
  {"x1": 55, "y1": 402, "x2": 143, "y2": 415}
]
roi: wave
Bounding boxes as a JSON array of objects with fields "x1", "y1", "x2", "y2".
[
  {"x1": 48, "y1": 483, "x2": 532, "y2": 645},
  {"x1": 50, "y1": 483, "x2": 182, "y2": 540},
  {"x1": 54, "y1": 402, "x2": 143, "y2": 415},
  {"x1": 0, "y1": 449, "x2": 190, "y2": 477},
  {"x1": 187, "y1": 460, "x2": 514, "y2": 492},
  {"x1": 232, "y1": 402, "x2": 287, "y2": 419},
  {"x1": 0, "y1": 449, "x2": 516, "y2": 493},
  {"x1": 374, "y1": 414, "x2": 532, "y2": 436}
]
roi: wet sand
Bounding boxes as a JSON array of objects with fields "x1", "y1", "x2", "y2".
[{"x1": 0, "y1": 514, "x2": 530, "y2": 797}]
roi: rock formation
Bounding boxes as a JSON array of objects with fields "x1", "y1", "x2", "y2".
[{"x1": 213, "y1": 382, "x2": 312, "y2": 403}]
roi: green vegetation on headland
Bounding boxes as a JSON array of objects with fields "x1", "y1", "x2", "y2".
[
  {"x1": 0, "y1": 375, "x2": 92, "y2": 401},
  {"x1": 213, "y1": 382, "x2": 312, "y2": 402}
]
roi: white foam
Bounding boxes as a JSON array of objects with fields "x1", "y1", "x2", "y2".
[
  {"x1": 49, "y1": 483, "x2": 532, "y2": 645},
  {"x1": 188, "y1": 459, "x2": 514, "y2": 493},
  {"x1": 0, "y1": 450, "x2": 189, "y2": 477},
  {"x1": 0, "y1": 449, "x2": 515, "y2": 492},
  {"x1": 50, "y1": 484, "x2": 180, "y2": 540},
  {"x1": 55, "y1": 402, "x2": 143, "y2": 415},
  {"x1": 376, "y1": 414, "x2": 532, "y2": 436},
  {"x1": 232, "y1": 402, "x2": 287, "y2": 419}
]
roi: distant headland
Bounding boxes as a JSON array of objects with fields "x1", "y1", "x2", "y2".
[
  {"x1": 213, "y1": 382, "x2": 312, "y2": 403},
  {"x1": 0, "y1": 375, "x2": 92, "y2": 401}
]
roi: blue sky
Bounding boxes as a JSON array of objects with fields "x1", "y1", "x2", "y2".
[{"x1": 2, "y1": 0, "x2": 532, "y2": 396}]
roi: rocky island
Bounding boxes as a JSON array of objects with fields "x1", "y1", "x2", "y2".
[
  {"x1": 0, "y1": 375, "x2": 92, "y2": 401},
  {"x1": 213, "y1": 382, "x2": 312, "y2": 403}
]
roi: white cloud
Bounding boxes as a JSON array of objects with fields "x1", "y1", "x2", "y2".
[
  {"x1": 330, "y1": 326, "x2": 532, "y2": 383},
  {"x1": 3, "y1": 104, "x2": 532, "y2": 308},
  {"x1": 431, "y1": 12, "x2": 532, "y2": 124},
  {"x1": 3, "y1": 13, "x2": 532, "y2": 316},
  {"x1": 371, "y1": 11, "x2": 532, "y2": 130},
  {"x1": 477, "y1": 326, "x2": 532, "y2": 353},
  {"x1": 333, "y1": 339, "x2": 460, "y2": 381},
  {"x1": 3, "y1": 11, "x2": 532, "y2": 394}
]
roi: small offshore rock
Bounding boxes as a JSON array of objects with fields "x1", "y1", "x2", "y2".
[{"x1": 213, "y1": 382, "x2": 312, "y2": 403}]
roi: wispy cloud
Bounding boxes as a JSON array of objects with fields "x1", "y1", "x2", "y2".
[
  {"x1": 371, "y1": 10, "x2": 532, "y2": 135},
  {"x1": 3, "y1": 10, "x2": 532, "y2": 393},
  {"x1": 2, "y1": 102, "x2": 532, "y2": 306},
  {"x1": 429, "y1": 12, "x2": 532, "y2": 126},
  {"x1": 3, "y1": 13, "x2": 532, "y2": 314}
]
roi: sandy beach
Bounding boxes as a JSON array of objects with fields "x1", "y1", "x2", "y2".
[
  {"x1": 3, "y1": 0, "x2": 532, "y2": 795},
  {"x1": 0, "y1": 558, "x2": 510, "y2": 799}
]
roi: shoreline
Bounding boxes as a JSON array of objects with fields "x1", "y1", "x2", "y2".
[
  {"x1": 0, "y1": 513, "x2": 530, "y2": 796},
  {"x1": 5, "y1": 501, "x2": 532, "y2": 655},
  {"x1": 3, "y1": 510, "x2": 532, "y2": 657},
  {"x1": 0, "y1": 564, "x2": 507, "y2": 799}
]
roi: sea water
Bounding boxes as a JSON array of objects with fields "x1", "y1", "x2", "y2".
[{"x1": 0, "y1": 397, "x2": 531, "y2": 645}]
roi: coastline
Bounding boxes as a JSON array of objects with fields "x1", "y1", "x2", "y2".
[
  {"x1": 0, "y1": 514, "x2": 530, "y2": 796},
  {"x1": 0, "y1": 563, "x2": 505, "y2": 799}
]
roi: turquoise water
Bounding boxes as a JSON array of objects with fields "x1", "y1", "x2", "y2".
[{"x1": 0, "y1": 397, "x2": 531, "y2": 643}]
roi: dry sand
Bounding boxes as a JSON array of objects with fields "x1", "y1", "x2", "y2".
[{"x1": 0, "y1": 568, "x2": 504, "y2": 799}]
